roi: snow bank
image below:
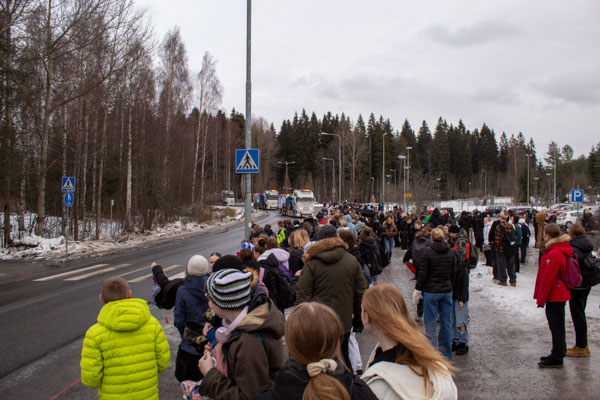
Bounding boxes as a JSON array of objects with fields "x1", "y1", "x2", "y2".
[{"x1": 0, "y1": 206, "x2": 257, "y2": 260}]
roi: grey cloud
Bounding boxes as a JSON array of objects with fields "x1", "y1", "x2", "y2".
[
  {"x1": 471, "y1": 86, "x2": 520, "y2": 105},
  {"x1": 424, "y1": 20, "x2": 522, "y2": 47},
  {"x1": 536, "y1": 73, "x2": 600, "y2": 105}
]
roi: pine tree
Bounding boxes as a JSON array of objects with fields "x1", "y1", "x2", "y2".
[{"x1": 417, "y1": 120, "x2": 433, "y2": 176}]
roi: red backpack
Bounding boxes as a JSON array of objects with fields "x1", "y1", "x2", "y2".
[{"x1": 562, "y1": 253, "x2": 582, "y2": 289}]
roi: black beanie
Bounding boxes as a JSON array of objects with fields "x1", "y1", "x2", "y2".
[
  {"x1": 449, "y1": 225, "x2": 460, "y2": 234},
  {"x1": 317, "y1": 224, "x2": 338, "y2": 241},
  {"x1": 212, "y1": 254, "x2": 243, "y2": 273}
]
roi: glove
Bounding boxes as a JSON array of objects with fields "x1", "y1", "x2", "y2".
[{"x1": 413, "y1": 290, "x2": 423, "y2": 306}]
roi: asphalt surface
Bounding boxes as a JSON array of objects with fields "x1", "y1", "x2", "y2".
[{"x1": 1, "y1": 216, "x2": 599, "y2": 399}]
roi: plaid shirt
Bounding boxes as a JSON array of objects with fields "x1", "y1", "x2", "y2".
[{"x1": 495, "y1": 220, "x2": 514, "y2": 254}]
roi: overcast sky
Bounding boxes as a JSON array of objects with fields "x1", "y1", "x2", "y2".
[{"x1": 136, "y1": 0, "x2": 600, "y2": 159}]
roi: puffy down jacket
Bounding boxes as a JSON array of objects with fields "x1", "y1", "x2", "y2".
[{"x1": 81, "y1": 298, "x2": 170, "y2": 400}]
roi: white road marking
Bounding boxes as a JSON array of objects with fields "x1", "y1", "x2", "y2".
[
  {"x1": 127, "y1": 264, "x2": 182, "y2": 283},
  {"x1": 33, "y1": 264, "x2": 109, "y2": 282},
  {"x1": 65, "y1": 267, "x2": 117, "y2": 281}
]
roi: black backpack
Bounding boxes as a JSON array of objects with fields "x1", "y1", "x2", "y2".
[
  {"x1": 520, "y1": 223, "x2": 531, "y2": 240},
  {"x1": 360, "y1": 241, "x2": 384, "y2": 277},
  {"x1": 580, "y1": 254, "x2": 600, "y2": 288},
  {"x1": 262, "y1": 254, "x2": 295, "y2": 310}
]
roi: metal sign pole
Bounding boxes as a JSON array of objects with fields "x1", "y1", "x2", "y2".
[
  {"x1": 65, "y1": 206, "x2": 69, "y2": 256},
  {"x1": 244, "y1": 0, "x2": 252, "y2": 239}
]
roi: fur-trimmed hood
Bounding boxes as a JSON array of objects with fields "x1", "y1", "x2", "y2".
[
  {"x1": 544, "y1": 234, "x2": 571, "y2": 249},
  {"x1": 302, "y1": 237, "x2": 348, "y2": 263}
]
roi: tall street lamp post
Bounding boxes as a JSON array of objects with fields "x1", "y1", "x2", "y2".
[
  {"x1": 278, "y1": 161, "x2": 295, "y2": 194},
  {"x1": 406, "y1": 146, "x2": 412, "y2": 195},
  {"x1": 320, "y1": 132, "x2": 341, "y2": 202},
  {"x1": 398, "y1": 155, "x2": 406, "y2": 211},
  {"x1": 526, "y1": 153, "x2": 531, "y2": 205},
  {"x1": 323, "y1": 158, "x2": 335, "y2": 202},
  {"x1": 390, "y1": 169, "x2": 397, "y2": 203}
]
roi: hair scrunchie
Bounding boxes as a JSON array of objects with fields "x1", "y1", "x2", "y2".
[{"x1": 306, "y1": 359, "x2": 337, "y2": 377}]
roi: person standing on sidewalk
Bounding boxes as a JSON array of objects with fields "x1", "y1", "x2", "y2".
[
  {"x1": 495, "y1": 213, "x2": 517, "y2": 287},
  {"x1": 413, "y1": 228, "x2": 456, "y2": 360},
  {"x1": 534, "y1": 223, "x2": 572, "y2": 368},
  {"x1": 566, "y1": 223, "x2": 594, "y2": 357}
]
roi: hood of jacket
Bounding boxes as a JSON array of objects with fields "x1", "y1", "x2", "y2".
[
  {"x1": 431, "y1": 240, "x2": 451, "y2": 254},
  {"x1": 271, "y1": 358, "x2": 353, "y2": 399},
  {"x1": 362, "y1": 361, "x2": 457, "y2": 400},
  {"x1": 360, "y1": 238, "x2": 378, "y2": 251},
  {"x1": 232, "y1": 299, "x2": 284, "y2": 339},
  {"x1": 545, "y1": 234, "x2": 572, "y2": 253},
  {"x1": 97, "y1": 298, "x2": 150, "y2": 332},
  {"x1": 259, "y1": 248, "x2": 290, "y2": 265},
  {"x1": 183, "y1": 274, "x2": 209, "y2": 298},
  {"x1": 569, "y1": 235, "x2": 594, "y2": 255},
  {"x1": 302, "y1": 237, "x2": 348, "y2": 263}
]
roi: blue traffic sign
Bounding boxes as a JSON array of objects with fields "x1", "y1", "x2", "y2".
[
  {"x1": 236, "y1": 149, "x2": 259, "y2": 173},
  {"x1": 62, "y1": 177, "x2": 76, "y2": 192},
  {"x1": 64, "y1": 192, "x2": 74, "y2": 207},
  {"x1": 571, "y1": 189, "x2": 584, "y2": 203}
]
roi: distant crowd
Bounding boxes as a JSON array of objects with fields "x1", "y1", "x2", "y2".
[{"x1": 78, "y1": 202, "x2": 599, "y2": 399}]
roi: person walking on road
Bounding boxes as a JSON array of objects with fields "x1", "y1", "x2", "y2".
[
  {"x1": 382, "y1": 216, "x2": 398, "y2": 260},
  {"x1": 413, "y1": 228, "x2": 456, "y2": 360},
  {"x1": 534, "y1": 223, "x2": 572, "y2": 368},
  {"x1": 566, "y1": 223, "x2": 594, "y2": 357},
  {"x1": 495, "y1": 213, "x2": 517, "y2": 287},
  {"x1": 361, "y1": 285, "x2": 457, "y2": 400}
]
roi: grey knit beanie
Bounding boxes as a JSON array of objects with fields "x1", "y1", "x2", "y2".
[{"x1": 206, "y1": 268, "x2": 252, "y2": 310}]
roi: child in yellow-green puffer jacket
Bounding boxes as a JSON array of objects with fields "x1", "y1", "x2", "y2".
[{"x1": 81, "y1": 276, "x2": 170, "y2": 400}]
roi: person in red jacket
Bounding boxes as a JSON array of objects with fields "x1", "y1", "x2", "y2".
[{"x1": 534, "y1": 223, "x2": 572, "y2": 368}]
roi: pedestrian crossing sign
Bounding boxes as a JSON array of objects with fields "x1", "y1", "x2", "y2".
[
  {"x1": 236, "y1": 149, "x2": 259, "y2": 173},
  {"x1": 62, "y1": 177, "x2": 76, "y2": 192}
]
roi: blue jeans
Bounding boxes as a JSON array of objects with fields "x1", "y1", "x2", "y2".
[
  {"x1": 384, "y1": 237, "x2": 394, "y2": 255},
  {"x1": 452, "y1": 300, "x2": 469, "y2": 346},
  {"x1": 423, "y1": 292, "x2": 453, "y2": 360}
]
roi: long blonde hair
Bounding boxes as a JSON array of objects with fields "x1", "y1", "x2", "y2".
[
  {"x1": 362, "y1": 285, "x2": 455, "y2": 382},
  {"x1": 289, "y1": 229, "x2": 310, "y2": 250},
  {"x1": 286, "y1": 303, "x2": 350, "y2": 400}
]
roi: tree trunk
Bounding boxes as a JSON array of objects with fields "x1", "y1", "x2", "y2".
[
  {"x1": 125, "y1": 100, "x2": 132, "y2": 229},
  {"x1": 95, "y1": 107, "x2": 107, "y2": 240},
  {"x1": 191, "y1": 114, "x2": 200, "y2": 204},
  {"x1": 199, "y1": 122, "x2": 208, "y2": 207}
]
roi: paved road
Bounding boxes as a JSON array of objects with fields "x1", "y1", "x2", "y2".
[{"x1": 1, "y1": 218, "x2": 599, "y2": 399}]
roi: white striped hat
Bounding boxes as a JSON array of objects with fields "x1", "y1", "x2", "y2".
[{"x1": 206, "y1": 269, "x2": 253, "y2": 310}]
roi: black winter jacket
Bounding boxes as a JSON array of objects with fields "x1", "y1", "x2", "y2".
[
  {"x1": 569, "y1": 235, "x2": 594, "y2": 289},
  {"x1": 258, "y1": 253, "x2": 297, "y2": 312},
  {"x1": 403, "y1": 236, "x2": 430, "y2": 278},
  {"x1": 289, "y1": 248, "x2": 304, "y2": 274},
  {"x1": 416, "y1": 240, "x2": 456, "y2": 293},
  {"x1": 452, "y1": 248, "x2": 469, "y2": 303},
  {"x1": 253, "y1": 358, "x2": 377, "y2": 400}
]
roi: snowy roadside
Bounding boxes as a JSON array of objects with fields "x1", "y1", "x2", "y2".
[
  {"x1": 0, "y1": 207, "x2": 266, "y2": 261},
  {"x1": 470, "y1": 256, "x2": 600, "y2": 324}
]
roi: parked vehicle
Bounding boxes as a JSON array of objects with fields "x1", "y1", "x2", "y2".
[
  {"x1": 220, "y1": 190, "x2": 235, "y2": 206},
  {"x1": 556, "y1": 210, "x2": 581, "y2": 228}
]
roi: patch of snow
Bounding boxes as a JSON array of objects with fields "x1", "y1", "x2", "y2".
[{"x1": 0, "y1": 207, "x2": 260, "y2": 261}]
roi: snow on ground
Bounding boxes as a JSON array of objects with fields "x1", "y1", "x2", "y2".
[
  {"x1": 0, "y1": 207, "x2": 260, "y2": 260},
  {"x1": 470, "y1": 258, "x2": 600, "y2": 323}
]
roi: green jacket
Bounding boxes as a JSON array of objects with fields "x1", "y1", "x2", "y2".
[
  {"x1": 296, "y1": 237, "x2": 367, "y2": 333},
  {"x1": 81, "y1": 298, "x2": 170, "y2": 400}
]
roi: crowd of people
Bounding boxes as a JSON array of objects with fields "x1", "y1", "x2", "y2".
[{"x1": 78, "y1": 202, "x2": 599, "y2": 399}]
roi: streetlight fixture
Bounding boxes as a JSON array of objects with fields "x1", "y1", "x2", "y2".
[
  {"x1": 546, "y1": 172, "x2": 552, "y2": 205},
  {"x1": 320, "y1": 132, "x2": 341, "y2": 202},
  {"x1": 323, "y1": 158, "x2": 335, "y2": 202},
  {"x1": 469, "y1": 181, "x2": 472, "y2": 199},
  {"x1": 278, "y1": 161, "x2": 295, "y2": 194}
]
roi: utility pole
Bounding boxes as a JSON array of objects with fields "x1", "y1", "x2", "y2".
[
  {"x1": 323, "y1": 158, "x2": 334, "y2": 202},
  {"x1": 553, "y1": 150, "x2": 557, "y2": 205},
  {"x1": 278, "y1": 161, "x2": 295, "y2": 193},
  {"x1": 382, "y1": 132, "x2": 385, "y2": 204},
  {"x1": 244, "y1": 0, "x2": 252, "y2": 238},
  {"x1": 320, "y1": 132, "x2": 341, "y2": 202},
  {"x1": 406, "y1": 146, "x2": 412, "y2": 195},
  {"x1": 398, "y1": 155, "x2": 406, "y2": 211},
  {"x1": 526, "y1": 153, "x2": 531, "y2": 205}
]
